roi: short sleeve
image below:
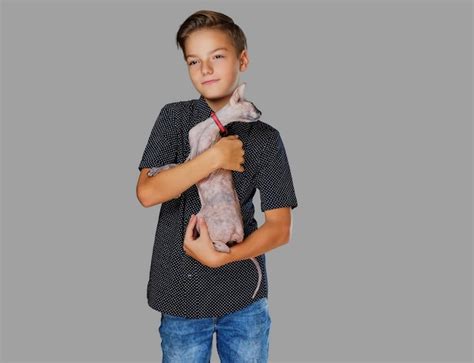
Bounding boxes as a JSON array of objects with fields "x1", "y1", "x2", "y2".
[
  {"x1": 138, "y1": 104, "x2": 178, "y2": 172},
  {"x1": 256, "y1": 130, "x2": 298, "y2": 212}
]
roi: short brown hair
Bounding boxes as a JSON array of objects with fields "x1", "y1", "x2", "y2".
[{"x1": 176, "y1": 10, "x2": 247, "y2": 62}]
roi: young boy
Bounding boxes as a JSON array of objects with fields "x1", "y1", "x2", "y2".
[{"x1": 136, "y1": 10, "x2": 298, "y2": 362}]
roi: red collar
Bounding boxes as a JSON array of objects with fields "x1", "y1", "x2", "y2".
[{"x1": 210, "y1": 111, "x2": 228, "y2": 136}]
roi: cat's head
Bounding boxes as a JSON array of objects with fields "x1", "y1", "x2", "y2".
[{"x1": 220, "y1": 83, "x2": 262, "y2": 123}]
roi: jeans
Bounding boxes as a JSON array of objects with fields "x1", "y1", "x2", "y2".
[{"x1": 158, "y1": 297, "x2": 271, "y2": 363}]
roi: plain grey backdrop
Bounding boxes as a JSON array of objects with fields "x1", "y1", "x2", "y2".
[{"x1": 1, "y1": 0, "x2": 472, "y2": 362}]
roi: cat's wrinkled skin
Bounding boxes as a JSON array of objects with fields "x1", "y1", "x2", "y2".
[{"x1": 148, "y1": 83, "x2": 264, "y2": 299}]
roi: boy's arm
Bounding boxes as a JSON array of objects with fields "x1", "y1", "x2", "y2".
[
  {"x1": 221, "y1": 207, "x2": 293, "y2": 265},
  {"x1": 137, "y1": 148, "x2": 220, "y2": 208}
]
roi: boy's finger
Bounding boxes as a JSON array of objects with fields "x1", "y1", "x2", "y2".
[
  {"x1": 185, "y1": 215, "x2": 196, "y2": 240},
  {"x1": 198, "y1": 215, "x2": 207, "y2": 229}
]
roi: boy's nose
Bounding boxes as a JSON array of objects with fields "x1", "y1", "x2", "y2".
[{"x1": 201, "y1": 61, "x2": 213, "y2": 73}]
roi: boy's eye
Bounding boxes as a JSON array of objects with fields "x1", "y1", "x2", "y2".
[{"x1": 188, "y1": 54, "x2": 224, "y2": 66}]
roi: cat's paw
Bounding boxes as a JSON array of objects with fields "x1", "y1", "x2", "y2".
[
  {"x1": 147, "y1": 164, "x2": 177, "y2": 176},
  {"x1": 213, "y1": 241, "x2": 230, "y2": 253}
]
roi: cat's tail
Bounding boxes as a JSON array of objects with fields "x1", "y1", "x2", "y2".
[{"x1": 250, "y1": 257, "x2": 262, "y2": 299}]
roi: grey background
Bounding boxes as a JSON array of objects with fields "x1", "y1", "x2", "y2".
[{"x1": 1, "y1": 0, "x2": 472, "y2": 362}]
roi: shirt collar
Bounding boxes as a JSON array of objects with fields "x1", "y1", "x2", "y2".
[{"x1": 192, "y1": 94, "x2": 212, "y2": 126}]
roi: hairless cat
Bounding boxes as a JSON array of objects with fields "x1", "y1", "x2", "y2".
[{"x1": 148, "y1": 83, "x2": 263, "y2": 299}]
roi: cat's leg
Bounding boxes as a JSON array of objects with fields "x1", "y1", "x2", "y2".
[
  {"x1": 186, "y1": 124, "x2": 220, "y2": 163},
  {"x1": 147, "y1": 164, "x2": 182, "y2": 199},
  {"x1": 213, "y1": 241, "x2": 231, "y2": 253},
  {"x1": 147, "y1": 164, "x2": 178, "y2": 177},
  {"x1": 186, "y1": 127, "x2": 202, "y2": 162}
]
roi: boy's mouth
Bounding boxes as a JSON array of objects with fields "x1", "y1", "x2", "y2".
[{"x1": 202, "y1": 79, "x2": 219, "y2": 85}]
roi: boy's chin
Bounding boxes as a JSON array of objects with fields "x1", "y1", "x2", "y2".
[
  {"x1": 201, "y1": 89, "x2": 233, "y2": 100},
  {"x1": 200, "y1": 92, "x2": 221, "y2": 100}
]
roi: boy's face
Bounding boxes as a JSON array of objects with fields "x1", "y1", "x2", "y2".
[{"x1": 184, "y1": 28, "x2": 248, "y2": 112}]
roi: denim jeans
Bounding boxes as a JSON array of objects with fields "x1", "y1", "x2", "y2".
[{"x1": 158, "y1": 297, "x2": 271, "y2": 363}]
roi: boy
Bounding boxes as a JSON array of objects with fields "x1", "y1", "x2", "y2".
[{"x1": 136, "y1": 10, "x2": 298, "y2": 362}]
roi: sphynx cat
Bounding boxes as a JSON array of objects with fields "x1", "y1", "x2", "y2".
[{"x1": 148, "y1": 83, "x2": 263, "y2": 299}]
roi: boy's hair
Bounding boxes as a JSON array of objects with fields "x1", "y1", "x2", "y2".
[{"x1": 176, "y1": 10, "x2": 247, "y2": 62}]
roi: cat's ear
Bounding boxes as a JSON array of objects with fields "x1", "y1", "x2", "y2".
[
  {"x1": 229, "y1": 83, "x2": 246, "y2": 105},
  {"x1": 238, "y1": 82, "x2": 246, "y2": 98},
  {"x1": 229, "y1": 88, "x2": 239, "y2": 105}
]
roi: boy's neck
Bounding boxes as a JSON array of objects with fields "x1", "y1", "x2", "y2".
[{"x1": 203, "y1": 95, "x2": 230, "y2": 114}]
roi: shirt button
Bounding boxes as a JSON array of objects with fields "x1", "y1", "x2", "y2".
[{"x1": 187, "y1": 273, "x2": 193, "y2": 278}]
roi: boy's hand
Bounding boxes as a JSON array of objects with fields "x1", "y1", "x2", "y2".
[
  {"x1": 210, "y1": 135, "x2": 245, "y2": 172},
  {"x1": 183, "y1": 214, "x2": 226, "y2": 268}
]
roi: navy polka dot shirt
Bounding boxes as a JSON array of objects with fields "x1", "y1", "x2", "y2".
[{"x1": 138, "y1": 94, "x2": 298, "y2": 318}]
